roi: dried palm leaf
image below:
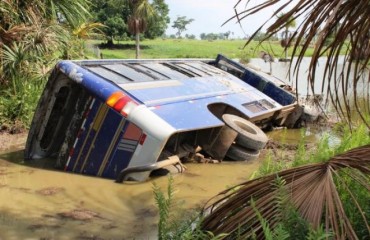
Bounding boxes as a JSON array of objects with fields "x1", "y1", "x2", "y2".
[
  {"x1": 228, "y1": 0, "x2": 370, "y2": 129},
  {"x1": 0, "y1": 25, "x2": 33, "y2": 46},
  {"x1": 201, "y1": 144, "x2": 370, "y2": 239}
]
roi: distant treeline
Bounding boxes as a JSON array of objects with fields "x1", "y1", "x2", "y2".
[{"x1": 164, "y1": 31, "x2": 280, "y2": 41}]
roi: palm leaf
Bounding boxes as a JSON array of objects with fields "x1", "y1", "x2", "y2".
[
  {"x1": 72, "y1": 22, "x2": 105, "y2": 39},
  {"x1": 0, "y1": 25, "x2": 32, "y2": 46},
  {"x1": 44, "y1": 0, "x2": 91, "y2": 28},
  {"x1": 229, "y1": 0, "x2": 370, "y2": 129},
  {"x1": 201, "y1": 145, "x2": 370, "y2": 239}
]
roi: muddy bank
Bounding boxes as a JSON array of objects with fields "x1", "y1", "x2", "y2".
[{"x1": 0, "y1": 131, "x2": 28, "y2": 152}]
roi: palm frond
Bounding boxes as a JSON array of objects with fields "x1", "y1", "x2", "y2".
[
  {"x1": 44, "y1": 0, "x2": 91, "y2": 28},
  {"x1": 201, "y1": 144, "x2": 370, "y2": 239},
  {"x1": 0, "y1": 25, "x2": 32, "y2": 46},
  {"x1": 72, "y1": 22, "x2": 106, "y2": 39},
  {"x1": 230, "y1": 0, "x2": 370, "y2": 129}
]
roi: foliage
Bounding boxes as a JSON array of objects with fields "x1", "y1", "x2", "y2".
[
  {"x1": 0, "y1": 0, "x2": 94, "y2": 128},
  {"x1": 153, "y1": 175, "x2": 227, "y2": 240},
  {"x1": 144, "y1": 0, "x2": 170, "y2": 39},
  {"x1": 126, "y1": 0, "x2": 155, "y2": 58},
  {"x1": 252, "y1": 31, "x2": 279, "y2": 42},
  {"x1": 199, "y1": 32, "x2": 235, "y2": 41},
  {"x1": 90, "y1": 0, "x2": 129, "y2": 46},
  {"x1": 153, "y1": 175, "x2": 175, "y2": 240},
  {"x1": 185, "y1": 34, "x2": 196, "y2": 40},
  {"x1": 201, "y1": 123, "x2": 370, "y2": 239},
  {"x1": 172, "y1": 16, "x2": 194, "y2": 38},
  {"x1": 90, "y1": 0, "x2": 169, "y2": 45},
  {"x1": 230, "y1": 0, "x2": 370, "y2": 129}
]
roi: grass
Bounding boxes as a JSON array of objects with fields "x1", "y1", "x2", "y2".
[
  {"x1": 86, "y1": 38, "x2": 315, "y2": 60},
  {"x1": 154, "y1": 122, "x2": 369, "y2": 239}
]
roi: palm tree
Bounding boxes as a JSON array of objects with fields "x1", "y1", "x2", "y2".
[
  {"x1": 227, "y1": 0, "x2": 370, "y2": 129},
  {"x1": 0, "y1": 0, "x2": 90, "y2": 59},
  {"x1": 126, "y1": 0, "x2": 154, "y2": 59},
  {"x1": 277, "y1": 13, "x2": 296, "y2": 61}
]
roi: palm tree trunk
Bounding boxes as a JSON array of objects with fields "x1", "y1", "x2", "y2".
[
  {"x1": 135, "y1": 32, "x2": 140, "y2": 59},
  {"x1": 284, "y1": 29, "x2": 288, "y2": 60}
]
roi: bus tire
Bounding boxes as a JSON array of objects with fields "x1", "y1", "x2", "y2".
[
  {"x1": 225, "y1": 144, "x2": 260, "y2": 161},
  {"x1": 222, "y1": 114, "x2": 268, "y2": 150}
]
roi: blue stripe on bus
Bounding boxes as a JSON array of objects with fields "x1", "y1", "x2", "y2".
[
  {"x1": 102, "y1": 121, "x2": 138, "y2": 179},
  {"x1": 82, "y1": 108, "x2": 123, "y2": 175}
]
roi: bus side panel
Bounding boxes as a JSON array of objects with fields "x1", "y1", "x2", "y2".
[
  {"x1": 102, "y1": 122, "x2": 143, "y2": 178},
  {"x1": 82, "y1": 106, "x2": 124, "y2": 176},
  {"x1": 65, "y1": 99, "x2": 102, "y2": 172},
  {"x1": 65, "y1": 98, "x2": 143, "y2": 179}
]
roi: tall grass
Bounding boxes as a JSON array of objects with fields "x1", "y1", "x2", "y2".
[{"x1": 153, "y1": 176, "x2": 227, "y2": 240}]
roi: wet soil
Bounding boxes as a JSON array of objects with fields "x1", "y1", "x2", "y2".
[
  {"x1": 0, "y1": 131, "x2": 263, "y2": 239},
  {"x1": 0, "y1": 131, "x2": 28, "y2": 152}
]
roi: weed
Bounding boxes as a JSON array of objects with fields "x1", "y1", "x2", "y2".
[
  {"x1": 153, "y1": 176, "x2": 228, "y2": 240},
  {"x1": 153, "y1": 175, "x2": 175, "y2": 240}
]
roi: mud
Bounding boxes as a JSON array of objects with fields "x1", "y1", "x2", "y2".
[
  {"x1": 0, "y1": 131, "x2": 262, "y2": 239},
  {"x1": 0, "y1": 131, "x2": 28, "y2": 152}
]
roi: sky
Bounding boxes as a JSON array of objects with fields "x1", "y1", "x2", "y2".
[{"x1": 164, "y1": 0, "x2": 283, "y2": 39}]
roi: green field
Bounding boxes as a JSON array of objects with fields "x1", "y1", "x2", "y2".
[{"x1": 86, "y1": 39, "x2": 315, "y2": 60}]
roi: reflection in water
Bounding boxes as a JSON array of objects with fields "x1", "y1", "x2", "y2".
[{"x1": 0, "y1": 142, "x2": 261, "y2": 239}]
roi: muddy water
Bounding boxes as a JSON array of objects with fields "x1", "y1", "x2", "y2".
[
  {"x1": 0, "y1": 137, "x2": 262, "y2": 239},
  {"x1": 0, "y1": 57, "x2": 342, "y2": 239}
]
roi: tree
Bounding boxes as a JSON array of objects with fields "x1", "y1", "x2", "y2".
[
  {"x1": 144, "y1": 0, "x2": 170, "y2": 39},
  {"x1": 278, "y1": 13, "x2": 296, "y2": 60},
  {"x1": 172, "y1": 16, "x2": 194, "y2": 38},
  {"x1": 224, "y1": 31, "x2": 231, "y2": 40},
  {"x1": 91, "y1": 0, "x2": 169, "y2": 44},
  {"x1": 126, "y1": 0, "x2": 155, "y2": 59},
  {"x1": 185, "y1": 34, "x2": 196, "y2": 40},
  {"x1": 0, "y1": 0, "x2": 91, "y2": 77},
  {"x1": 200, "y1": 33, "x2": 207, "y2": 40},
  {"x1": 90, "y1": 0, "x2": 129, "y2": 46}
]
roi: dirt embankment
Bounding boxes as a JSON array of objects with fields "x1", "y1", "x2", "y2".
[{"x1": 0, "y1": 132, "x2": 28, "y2": 152}]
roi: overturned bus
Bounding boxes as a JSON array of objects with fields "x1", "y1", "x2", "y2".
[{"x1": 24, "y1": 54, "x2": 301, "y2": 182}]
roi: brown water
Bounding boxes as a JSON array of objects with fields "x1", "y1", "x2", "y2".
[
  {"x1": 0, "y1": 136, "x2": 262, "y2": 240},
  {"x1": 1, "y1": 57, "x2": 340, "y2": 239}
]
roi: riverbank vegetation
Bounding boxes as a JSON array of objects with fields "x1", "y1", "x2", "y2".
[
  {"x1": 0, "y1": 0, "x2": 92, "y2": 131},
  {"x1": 187, "y1": 0, "x2": 370, "y2": 238},
  {"x1": 154, "y1": 122, "x2": 370, "y2": 239}
]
